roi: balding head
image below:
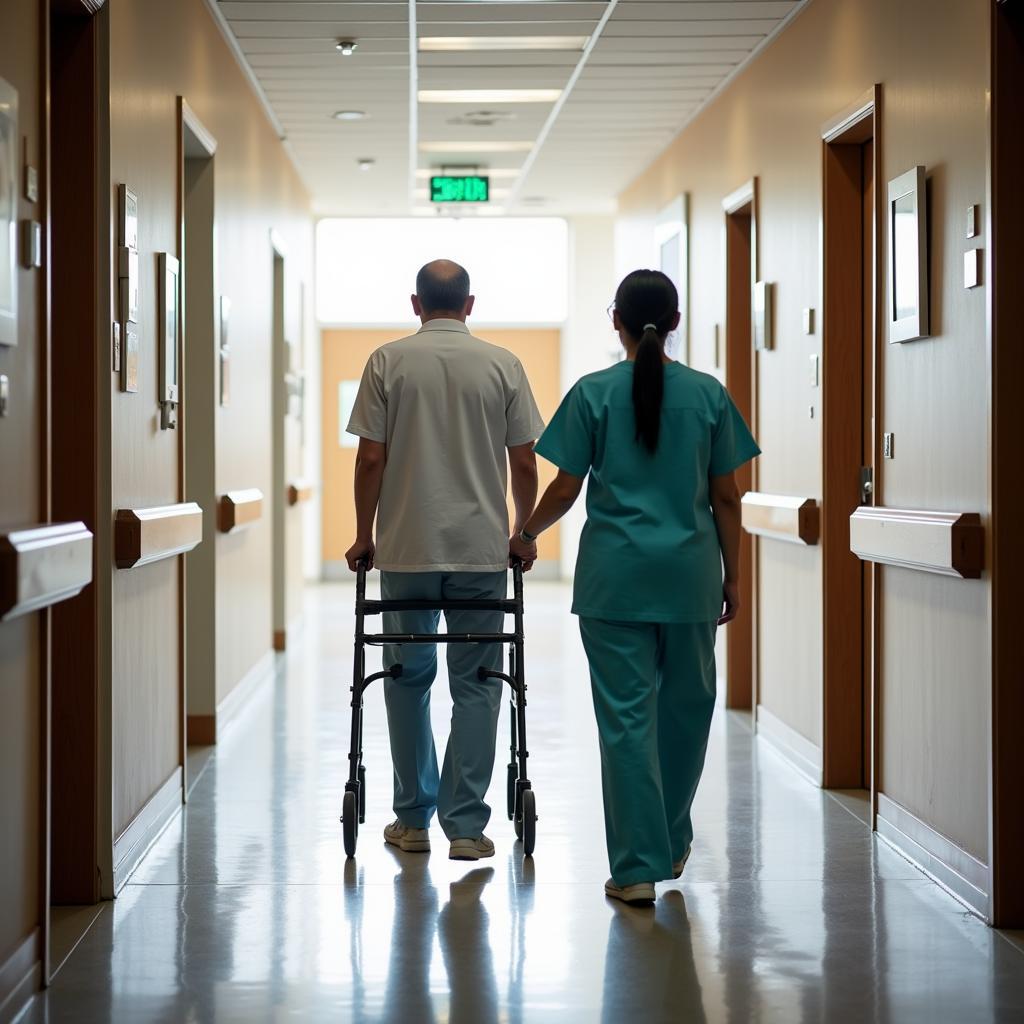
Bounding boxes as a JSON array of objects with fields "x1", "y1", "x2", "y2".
[{"x1": 412, "y1": 259, "x2": 474, "y2": 321}]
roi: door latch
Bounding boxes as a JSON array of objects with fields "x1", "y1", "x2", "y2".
[{"x1": 860, "y1": 466, "x2": 874, "y2": 505}]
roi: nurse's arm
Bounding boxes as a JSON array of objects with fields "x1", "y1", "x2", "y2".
[
  {"x1": 521, "y1": 470, "x2": 585, "y2": 540},
  {"x1": 710, "y1": 471, "x2": 742, "y2": 623}
]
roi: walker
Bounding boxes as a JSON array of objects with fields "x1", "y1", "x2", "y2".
[{"x1": 341, "y1": 559, "x2": 536, "y2": 858}]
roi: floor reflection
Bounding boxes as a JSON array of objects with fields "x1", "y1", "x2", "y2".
[{"x1": 23, "y1": 583, "x2": 1024, "y2": 1023}]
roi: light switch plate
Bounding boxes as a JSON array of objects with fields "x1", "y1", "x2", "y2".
[
  {"x1": 809, "y1": 353, "x2": 819, "y2": 387},
  {"x1": 803, "y1": 308, "x2": 815, "y2": 335},
  {"x1": 25, "y1": 166, "x2": 38, "y2": 203},
  {"x1": 884, "y1": 432, "x2": 895, "y2": 459},
  {"x1": 20, "y1": 221, "x2": 41, "y2": 268},
  {"x1": 966, "y1": 204, "x2": 978, "y2": 239},
  {"x1": 964, "y1": 248, "x2": 982, "y2": 289}
]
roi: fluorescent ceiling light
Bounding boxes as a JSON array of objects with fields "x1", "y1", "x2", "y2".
[
  {"x1": 418, "y1": 89, "x2": 561, "y2": 104},
  {"x1": 415, "y1": 168, "x2": 519, "y2": 179},
  {"x1": 419, "y1": 36, "x2": 588, "y2": 52},
  {"x1": 333, "y1": 110, "x2": 367, "y2": 121},
  {"x1": 419, "y1": 141, "x2": 534, "y2": 153}
]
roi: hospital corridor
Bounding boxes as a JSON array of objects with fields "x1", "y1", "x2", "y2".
[{"x1": 2, "y1": 0, "x2": 1024, "y2": 1021}]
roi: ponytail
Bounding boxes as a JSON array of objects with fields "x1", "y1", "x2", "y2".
[
  {"x1": 632, "y1": 324, "x2": 664, "y2": 453},
  {"x1": 612, "y1": 269, "x2": 679, "y2": 455}
]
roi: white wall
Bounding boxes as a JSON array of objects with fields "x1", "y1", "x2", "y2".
[{"x1": 559, "y1": 215, "x2": 617, "y2": 579}]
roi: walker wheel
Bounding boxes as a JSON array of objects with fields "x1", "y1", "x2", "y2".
[
  {"x1": 506, "y1": 764, "x2": 517, "y2": 820},
  {"x1": 342, "y1": 791, "x2": 358, "y2": 857},
  {"x1": 520, "y1": 788, "x2": 536, "y2": 857}
]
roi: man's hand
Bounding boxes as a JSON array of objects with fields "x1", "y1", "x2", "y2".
[
  {"x1": 346, "y1": 538, "x2": 376, "y2": 572},
  {"x1": 718, "y1": 581, "x2": 740, "y2": 625},
  {"x1": 509, "y1": 532, "x2": 537, "y2": 572}
]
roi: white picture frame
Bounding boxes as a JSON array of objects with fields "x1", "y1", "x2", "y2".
[
  {"x1": 655, "y1": 194, "x2": 689, "y2": 364},
  {"x1": 158, "y1": 253, "x2": 180, "y2": 411},
  {"x1": 0, "y1": 77, "x2": 18, "y2": 347},
  {"x1": 888, "y1": 166, "x2": 929, "y2": 343}
]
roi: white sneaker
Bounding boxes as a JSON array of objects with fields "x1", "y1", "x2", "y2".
[
  {"x1": 604, "y1": 879, "x2": 656, "y2": 905},
  {"x1": 383, "y1": 820, "x2": 431, "y2": 853},
  {"x1": 448, "y1": 835, "x2": 495, "y2": 861},
  {"x1": 672, "y1": 845, "x2": 692, "y2": 880}
]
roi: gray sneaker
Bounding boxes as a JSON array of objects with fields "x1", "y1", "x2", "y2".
[
  {"x1": 672, "y1": 845, "x2": 692, "y2": 880},
  {"x1": 384, "y1": 819, "x2": 431, "y2": 853},
  {"x1": 604, "y1": 879, "x2": 656, "y2": 905},
  {"x1": 448, "y1": 835, "x2": 495, "y2": 861}
]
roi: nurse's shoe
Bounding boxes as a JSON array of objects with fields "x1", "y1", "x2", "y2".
[
  {"x1": 604, "y1": 879, "x2": 656, "y2": 905},
  {"x1": 672, "y1": 845, "x2": 692, "y2": 880},
  {"x1": 449, "y1": 835, "x2": 495, "y2": 861},
  {"x1": 384, "y1": 820, "x2": 431, "y2": 853}
]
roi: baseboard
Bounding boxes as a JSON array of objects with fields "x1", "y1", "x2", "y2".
[
  {"x1": 876, "y1": 793, "x2": 989, "y2": 919},
  {"x1": 112, "y1": 767, "x2": 183, "y2": 893},
  {"x1": 756, "y1": 704, "x2": 823, "y2": 786},
  {"x1": 0, "y1": 929, "x2": 40, "y2": 1024},
  {"x1": 216, "y1": 649, "x2": 275, "y2": 738},
  {"x1": 186, "y1": 714, "x2": 216, "y2": 745}
]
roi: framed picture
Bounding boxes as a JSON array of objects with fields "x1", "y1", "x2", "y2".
[
  {"x1": 753, "y1": 280, "x2": 774, "y2": 351},
  {"x1": 888, "y1": 166, "x2": 929, "y2": 343},
  {"x1": 0, "y1": 77, "x2": 18, "y2": 347},
  {"x1": 655, "y1": 194, "x2": 689, "y2": 364},
  {"x1": 123, "y1": 323, "x2": 140, "y2": 393},
  {"x1": 158, "y1": 253, "x2": 180, "y2": 427},
  {"x1": 219, "y1": 295, "x2": 230, "y2": 406}
]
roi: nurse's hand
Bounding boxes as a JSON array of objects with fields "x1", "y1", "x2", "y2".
[
  {"x1": 718, "y1": 581, "x2": 741, "y2": 625},
  {"x1": 509, "y1": 533, "x2": 537, "y2": 572}
]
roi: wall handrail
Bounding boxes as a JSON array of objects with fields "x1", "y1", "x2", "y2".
[
  {"x1": 217, "y1": 488, "x2": 264, "y2": 533},
  {"x1": 0, "y1": 521, "x2": 94, "y2": 621},
  {"x1": 286, "y1": 480, "x2": 314, "y2": 507},
  {"x1": 849, "y1": 506, "x2": 984, "y2": 578},
  {"x1": 114, "y1": 503, "x2": 203, "y2": 569},
  {"x1": 741, "y1": 492, "x2": 820, "y2": 546}
]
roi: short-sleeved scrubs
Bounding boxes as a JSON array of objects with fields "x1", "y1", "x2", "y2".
[{"x1": 536, "y1": 360, "x2": 759, "y2": 886}]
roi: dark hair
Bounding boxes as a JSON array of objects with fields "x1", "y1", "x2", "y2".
[
  {"x1": 614, "y1": 269, "x2": 678, "y2": 453},
  {"x1": 416, "y1": 259, "x2": 471, "y2": 315}
]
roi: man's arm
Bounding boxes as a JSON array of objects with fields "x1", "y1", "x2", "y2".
[
  {"x1": 710, "y1": 470, "x2": 742, "y2": 624},
  {"x1": 508, "y1": 442, "x2": 539, "y2": 535},
  {"x1": 345, "y1": 438, "x2": 387, "y2": 571}
]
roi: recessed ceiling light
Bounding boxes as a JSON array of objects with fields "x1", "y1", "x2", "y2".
[
  {"x1": 335, "y1": 39, "x2": 358, "y2": 56},
  {"x1": 418, "y1": 89, "x2": 561, "y2": 104},
  {"x1": 419, "y1": 141, "x2": 534, "y2": 153},
  {"x1": 333, "y1": 110, "x2": 367, "y2": 121},
  {"x1": 419, "y1": 36, "x2": 588, "y2": 52},
  {"x1": 357, "y1": 158, "x2": 375, "y2": 171}
]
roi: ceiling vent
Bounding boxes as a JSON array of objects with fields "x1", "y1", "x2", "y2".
[{"x1": 446, "y1": 110, "x2": 516, "y2": 128}]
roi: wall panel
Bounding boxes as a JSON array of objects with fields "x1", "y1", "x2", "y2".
[{"x1": 618, "y1": 0, "x2": 990, "y2": 857}]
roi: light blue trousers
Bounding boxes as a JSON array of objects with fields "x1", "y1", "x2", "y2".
[
  {"x1": 381, "y1": 571, "x2": 506, "y2": 840},
  {"x1": 579, "y1": 617, "x2": 718, "y2": 887}
]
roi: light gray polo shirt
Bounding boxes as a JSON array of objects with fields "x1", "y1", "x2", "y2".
[{"x1": 347, "y1": 319, "x2": 545, "y2": 572}]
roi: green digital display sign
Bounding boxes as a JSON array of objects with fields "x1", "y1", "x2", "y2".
[{"x1": 430, "y1": 175, "x2": 490, "y2": 203}]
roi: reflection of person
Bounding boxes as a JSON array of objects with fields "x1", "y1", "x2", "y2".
[
  {"x1": 511, "y1": 269, "x2": 759, "y2": 904},
  {"x1": 438, "y1": 868, "x2": 499, "y2": 1023},
  {"x1": 345, "y1": 260, "x2": 545, "y2": 861}
]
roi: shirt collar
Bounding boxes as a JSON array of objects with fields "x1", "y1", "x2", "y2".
[{"x1": 416, "y1": 318, "x2": 471, "y2": 335}]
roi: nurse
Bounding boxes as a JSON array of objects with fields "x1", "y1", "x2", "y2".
[{"x1": 510, "y1": 269, "x2": 759, "y2": 905}]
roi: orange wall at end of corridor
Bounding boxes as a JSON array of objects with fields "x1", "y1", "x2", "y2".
[{"x1": 321, "y1": 327, "x2": 561, "y2": 573}]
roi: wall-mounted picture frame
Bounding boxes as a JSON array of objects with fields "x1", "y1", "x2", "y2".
[
  {"x1": 753, "y1": 280, "x2": 774, "y2": 350},
  {"x1": 219, "y1": 295, "x2": 230, "y2": 406},
  {"x1": 655, "y1": 193, "x2": 689, "y2": 364},
  {"x1": 888, "y1": 166, "x2": 929, "y2": 343},
  {"x1": 158, "y1": 253, "x2": 180, "y2": 428},
  {"x1": 123, "y1": 324, "x2": 140, "y2": 393},
  {"x1": 0, "y1": 77, "x2": 19, "y2": 347},
  {"x1": 118, "y1": 184, "x2": 139, "y2": 325}
]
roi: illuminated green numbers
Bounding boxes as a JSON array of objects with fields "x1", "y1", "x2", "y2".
[{"x1": 430, "y1": 175, "x2": 490, "y2": 203}]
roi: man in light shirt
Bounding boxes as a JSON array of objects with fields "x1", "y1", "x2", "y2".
[{"x1": 345, "y1": 259, "x2": 544, "y2": 861}]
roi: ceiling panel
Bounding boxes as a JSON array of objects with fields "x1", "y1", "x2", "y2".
[{"x1": 215, "y1": 0, "x2": 807, "y2": 216}]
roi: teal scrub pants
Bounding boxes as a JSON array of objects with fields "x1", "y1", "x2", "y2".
[
  {"x1": 380, "y1": 571, "x2": 506, "y2": 840},
  {"x1": 579, "y1": 617, "x2": 718, "y2": 887}
]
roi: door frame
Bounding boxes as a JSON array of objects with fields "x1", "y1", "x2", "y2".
[
  {"x1": 178, "y1": 97, "x2": 217, "y2": 764},
  {"x1": 721, "y1": 179, "x2": 759, "y2": 711},
  {"x1": 820, "y1": 86, "x2": 883, "y2": 795},
  {"x1": 988, "y1": 0, "x2": 1024, "y2": 928}
]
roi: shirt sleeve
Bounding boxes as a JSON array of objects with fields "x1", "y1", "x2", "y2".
[
  {"x1": 346, "y1": 351, "x2": 388, "y2": 443},
  {"x1": 534, "y1": 383, "x2": 594, "y2": 478},
  {"x1": 505, "y1": 359, "x2": 547, "y2": 447},
  {"x1": 710, "y1": 385, "x2": 761, "y2": 476}
]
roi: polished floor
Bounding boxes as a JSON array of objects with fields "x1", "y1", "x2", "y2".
[{"x1": 26, "y1": 582, "x2": 1024, "y2": 1022}]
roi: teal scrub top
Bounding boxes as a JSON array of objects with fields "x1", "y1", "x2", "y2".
[{"x1": 535, "y1": 360, "x2": 760, "y2": 624}]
